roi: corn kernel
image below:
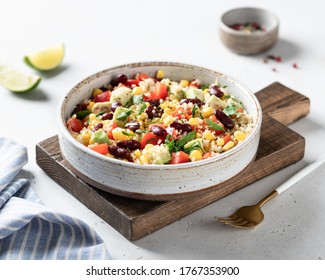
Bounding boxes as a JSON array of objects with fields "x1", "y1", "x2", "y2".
[
  {"x1": 140, "y1": 155, "x2": 148, "y2": 164},
  {"x1": 189, "y1": 150, "x2": 203, "y2": 162},
  {"x1": 160, "y1": 102, "x2": 170, "y2": 109},
  {"x1": 140, "y1": 112, "x2": 147, "y2": 120},
  {"x1": 156, "y1": 70, "x2": 165, "y2": 79},
  {"x1": 234, "y1": 131, "x2": 246, "y2": 141},
  {"x1": 180, "y1": 80, "x2": 189, "y2": 88},
  {"x1": 216, "y1": 138, "x2": 224, "y2": 146},
  {"x1": 92, "y1": 88, "x2": 103, "y2": 99},
  {"x1": 201, "y1": 107, "x2": 213, "y2": 118},
  {"x1": 144, "y1": 144, "x2": 154, "y2": 150},
  {"x1": 222, "y1": 140, "x2": 235, "y2": 151},
  {"x1": 203, "y1": 88, "x2": 209, "y2": 93},
  {"x1": 163, "y1": 107, "x2": 173, "y2": 114},
  {"x1": 87, "y1": 101, "x2": 95, "y2": 111},
  {"x1": 196, "y1": 132, "x2": 202, "y2": 138},
  {"x1": 188, "y1": 117, "x2": 199, "y2": 126},
  {"x1": 112, "y1": 128, "x2": 133, "y2": 141},
  {"x1": 132, "y1": 86, "x2": 143, "y2": 95},
  {"x1": 163, "y1": 115, "x2": 174, "y2": 126},
  {"x1": 81, "y1": 132, "x2": 91, "y2": 145},
  {"x1": 88, "y1": 113, "x2": 96, "y2": 121},
  {"x1": 134, "y1": 150, "x2": 142, "y2": 158},
  {"x1": 203, "y1": 131, "x2": 215, "y2": 141}
]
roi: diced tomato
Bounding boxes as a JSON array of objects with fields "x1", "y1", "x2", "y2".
[
  {"x1": 140, "y1": 132, "x2": 161, "y2": 149},
  {"x1": 189, "y1": 79, "x2": 200, "y2": 88},
  {"x1": 94, "y1": 90, "x2": 111, "y2": 102},
  {"x1": 126, "y1": 79, "x2": 140, "y2": 87},
  {"x1": 90, "y1": 143, "x2": 108, "y2": 155},
  {"x1": 172, "y1": 106, "x2": 191, "y2": 120},
  {"x1": 137, "y1": 72, "x2": 151, "y2": 81},
  {"x1": 170, "y1": 151, "x2": 190, "y2": 164},
  {"x1": 67, "y1": 118, "x2": 83, "y2": 133},
  {"x1": 154, "y1": 82, "x2": 168, "y2": 100},
  {"x1": 202, "y1": 152, "x2": 213, "y2": 160},
  {"x1": 107, "y1": 122, "x2": 118, "y2": 139},
  {"x1": 146, "y1": 82, "x2": 168, "y2": 100},
  {"x1": 223, "y1": 134, "x2": 232, "y2": 145}
]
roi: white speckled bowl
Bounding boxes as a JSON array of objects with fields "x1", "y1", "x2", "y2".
[
  {"x1": 58, "y1": 62, "x2": 262, "y2": 200},
  {"x1": 219, "y1": 7, "x2": 279, "y2": 54}
]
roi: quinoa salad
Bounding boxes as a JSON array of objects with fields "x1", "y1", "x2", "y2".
[{"x1": 66, "y1": 70, "x2": 254, "y2": 165}]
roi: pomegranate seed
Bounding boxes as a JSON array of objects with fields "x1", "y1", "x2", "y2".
[{"x1": 293, "y1": 63, "x2": 298, "y2": 69}]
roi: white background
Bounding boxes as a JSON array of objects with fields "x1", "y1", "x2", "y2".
[{"x1": 1, "y1": 0, "x2": 325, "y2": 260}]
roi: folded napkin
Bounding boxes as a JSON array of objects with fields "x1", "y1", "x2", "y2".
[{"x1": 0, "y1": 137, "x2": 111, "y2": 260}]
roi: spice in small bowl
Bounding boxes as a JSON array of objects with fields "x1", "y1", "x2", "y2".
[
  {"x1": 229, "y1": 22, "x2": 266, "y2": 33},
  {"x1": 219, "y1": 7, "x2": 279, "y2": 55}
]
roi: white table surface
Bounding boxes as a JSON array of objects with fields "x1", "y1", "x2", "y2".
[{"x1": 1, "y1": 0, "x2": 325, "y2": 260}]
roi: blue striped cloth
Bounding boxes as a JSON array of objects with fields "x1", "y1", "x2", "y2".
[{"x1": 0, "y1": 137, "x2": 111, "y2": 260}]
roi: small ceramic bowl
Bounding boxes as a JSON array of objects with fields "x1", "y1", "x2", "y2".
[
  {"x1": 219, "y1": 7, "x2": 279, "y2": 55},
  {"x1": 58, "y1": 62, "x2": 262, "y2": 201}
]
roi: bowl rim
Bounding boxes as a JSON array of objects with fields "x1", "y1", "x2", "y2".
[
  {"x1": 57, "y1": 61, "x2": 262, "y2": 170},
  {"x1": 219, "y1": 6, "x2": 279, "y2": 37}
]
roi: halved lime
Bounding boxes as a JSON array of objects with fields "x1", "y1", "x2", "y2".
[
  {"x1": 0, "y1": 65, "x2": 41, "y2": 93},
  {"x1": 23, "y1": 44, "x2": 65, "y2": 71}
]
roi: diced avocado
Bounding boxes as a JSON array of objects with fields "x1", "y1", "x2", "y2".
[
  {"x1": 91, "y1": 101, "x2": 112, "y2": 114},
  {"x1": 113, "y1": 106, "x2": 133, "y2": 127},
  {"x1": 110, "y1": 86, "x2": 132, "y2": 106},
  {"x1": 174, "y1": 89, "x2": 185, "y2": 101},
  {"x1": 206, "y1": 95, "x2": 227, "y2": 109},
  {"x1": 90, "y1": 129, "x2": 110, "y2": 144},
  {"x1": 183, "y1": 138, "x2": 204, "y2": 153},
  {"x1": 185, "y1": 88, "x2": 205, "y2": 101}
]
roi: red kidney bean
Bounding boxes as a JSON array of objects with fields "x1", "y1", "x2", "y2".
[
  {"x1": 209, "y1": 85, "x2": 224, "y2": 98},
  {"x1": 72, "y1": 103, "x2": 88, "y2": 115},
  {"x1": 146, "y1": 105, "x2": 162, "y2": 119},
  {"x1": 147, "y1": 99, "x2": 160, "y2": 106},
  {"x1": 92, "y1": 123, "x2": 103, "y2": 131},
  {"x1": 170, "y1": 121, "x2": 183, "y2": 131},
  {"x1": 101, "y1": 112, "x2": 113, "y2": 120},
  {"x1": 169, "y1": 121, "x2": 193, "y2": 133},
  {"x1": 125, "y1": 121, "x2": 140, "y2": 132},
  {"x1": 117, "y1": 140, "x2": 141, "y2": 150},
  {"x1": 214, "y1": 109, "x2": 235, "y2": 129},
  {"x1": 180, "y1": 123, "x2": 193, "y2": 133},
  {"x1": 150, "y1": 125, "x2": 167, "y2": 136},
  {"x1": 111, "y1": 74, "x2": 128, "y2": 86},
  {"x1": 111, "y1": 100, "x2": 122, "y2": 112},
  {"x1": 179, "y1": 98, "x2": 203, "y2": 107},
  {"x1": 108, "y1": 145, "x2": 131, "y2": 161}
]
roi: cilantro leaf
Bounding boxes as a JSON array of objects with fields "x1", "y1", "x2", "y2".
[
  {"x1": 223, "y1": 104, "x2": 237, "y2": 116},
  {"x1": 192, "y1": 104, "x2": 199, "y2": 117},
  {"x1": 138, "y1": 103, "x2": 147, "y2": 115},
  {"x1": 177, "y1": 130, "x2": 196, "y2": 148},
  {"x1": 206, "y1": 119, "x2": 225, "y2": 131},
  {"x1": 116, "y1": 109, "x2": 132, "y2": 121}
]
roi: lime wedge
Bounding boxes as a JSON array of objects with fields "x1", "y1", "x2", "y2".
[
  {"x1": 0, "y1": 65, "x2": 41, "y2": 93},
  {"x1": 23, "y1": 44, "x2": 65, "y2": 71}
]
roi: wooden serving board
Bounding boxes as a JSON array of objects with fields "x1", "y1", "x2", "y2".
[{"x1": 36, "y1": 82, "x2": 310, "y2": 240}]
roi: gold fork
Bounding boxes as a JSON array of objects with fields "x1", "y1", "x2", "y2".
[{"x1": 219, "y1": 154, "x2": 325, "y2": 228}]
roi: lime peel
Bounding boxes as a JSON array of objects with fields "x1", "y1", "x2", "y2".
[
  {"x1": 24, "y1": 44, "x2": 65, "y2": 71},
  {"x1": 0, "y1": 65, "x2": 41, "y2": 93}
]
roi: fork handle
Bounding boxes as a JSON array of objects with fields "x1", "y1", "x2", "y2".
[{"x1": 276, "y1": 154, "x2": 325, "y2": 194}]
